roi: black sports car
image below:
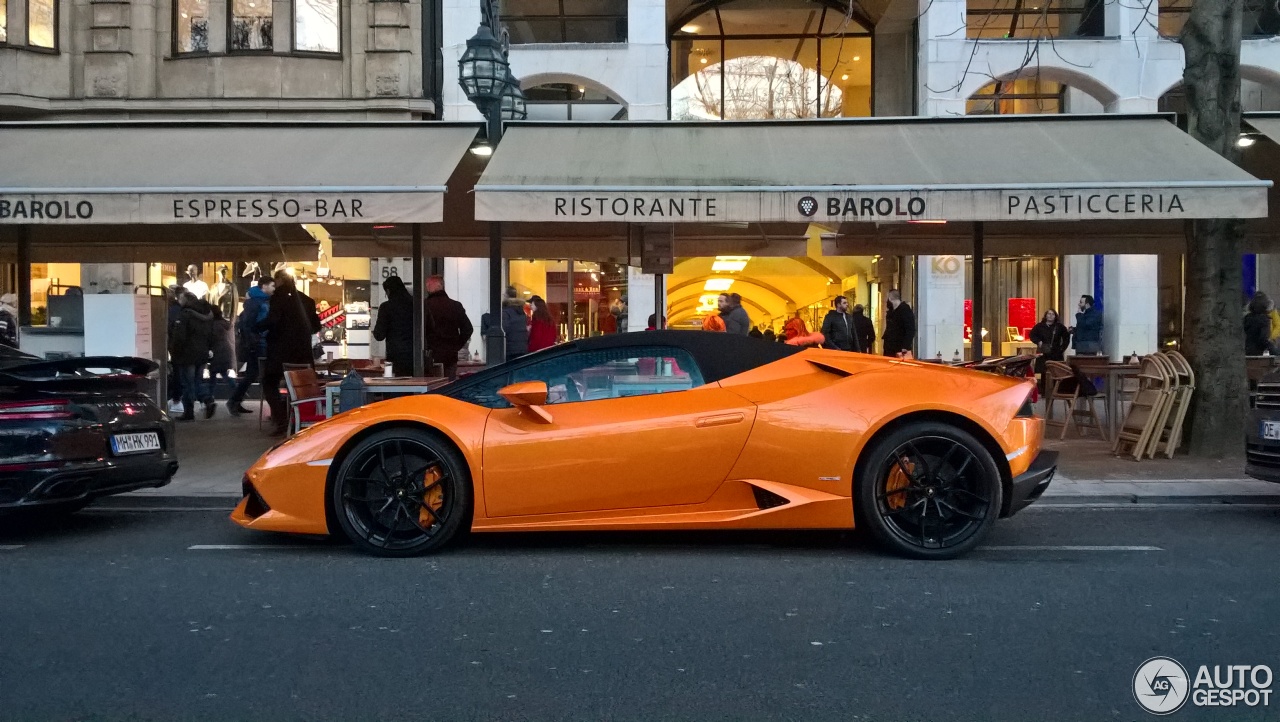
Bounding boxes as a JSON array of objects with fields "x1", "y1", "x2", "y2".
[
  {"x1": 1247, "y1": 370, "x2": 1280, "y2": 482},
  {"x1": 0, "y1": 346, "x2": 178, "y2": 514}
]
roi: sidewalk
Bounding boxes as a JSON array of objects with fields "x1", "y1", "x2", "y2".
[{"x1": 125, "y1": 404, "x2": 1280, "y2": 502}]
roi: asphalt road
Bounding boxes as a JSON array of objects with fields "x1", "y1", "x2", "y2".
[{"x1": 2, "y1": 503, "x2": 1279, "y2": 722}]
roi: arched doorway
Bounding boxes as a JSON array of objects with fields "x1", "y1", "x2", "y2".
[
  {"x1": 522, "y1": 82, "x2": 628, "y2": 121},
  {"x1": 669, "y1": 0, "x2": 874, "y2": 120}
]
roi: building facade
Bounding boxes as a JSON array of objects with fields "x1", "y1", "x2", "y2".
[{"x1": 4, "y1": 0, "x2": 1280, "y2": 360}]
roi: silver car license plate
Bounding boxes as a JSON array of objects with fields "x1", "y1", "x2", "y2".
[
  {"x1": 110, "y1": 432, "x2": 161, "y2": 455},
  {"x1": 1262, "y1": 421, "x2": 1280, "y2": 441}
]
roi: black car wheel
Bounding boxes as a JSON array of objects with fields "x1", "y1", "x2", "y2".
[
  {"x1": 331, "y1": 428, "x2": 471, "y2": 557},
  {"x1": 855, "y1": 421, "x2": 1002, "y2": 560}
]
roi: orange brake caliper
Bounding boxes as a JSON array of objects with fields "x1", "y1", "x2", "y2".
[
  {"x1": 419, "y1": 467, "x2": 445, "y2": 526},
  {"x1": 885, "y1": 459, "x2": 914, "y2": 511}
]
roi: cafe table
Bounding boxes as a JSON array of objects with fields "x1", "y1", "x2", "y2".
[
  {"x1": 325, "y1": 376, "x2": 450, "y2": 418},
  {"x1": 1069, "y1": 358, "x2": 1141, "y2": 439}
]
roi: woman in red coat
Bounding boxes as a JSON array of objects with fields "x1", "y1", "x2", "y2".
[{"x1": 527, "y1": 295, "x2": 557, "y2": 352}]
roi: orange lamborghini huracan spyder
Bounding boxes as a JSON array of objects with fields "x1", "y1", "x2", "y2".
[{"x1": 232, "y1": 331, "x2": 1055, "y2": 560}]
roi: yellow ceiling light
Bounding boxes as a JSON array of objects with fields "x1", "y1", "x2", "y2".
[
  {"x1": 696, "y1": 294, "x2": 720, "y2": 312},
  {"x1": 841, "y1": 73, "x2": 849, "y2": 81},
  {"x1": 711, "y1": 256, "x2": 750, "y2": 273},
  {"x1": 853, "y1": 55, "x2": 861, "y2": 61},
  {"x1": 704, "y1": 278, "x2": 735, "y2": 292},
  {"x1": 681, "y1": 24, "x2": 700, "y2": 33}
]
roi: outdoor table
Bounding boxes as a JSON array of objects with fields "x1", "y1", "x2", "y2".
[
  {"x1": 325, "y1": 376, "x2": 450, "y2": 417},
  {"x1": 1069, "y1": 359, "x2": 1141, "y2": 439}
]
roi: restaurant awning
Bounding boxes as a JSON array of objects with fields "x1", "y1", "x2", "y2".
[
  {"x1": 475, "y1": 115, "x2": 1269, "y2": 224},
  {"x1": 0, "y1": 121, "x2": 480, "y2": 225}
]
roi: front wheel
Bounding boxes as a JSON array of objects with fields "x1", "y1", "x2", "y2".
[
  {"x1": 331, "y1": 428, "x2": 471, "y2": 557},
  {"x1": 855, "y1": 422, "x2": 1003, "y2": 560}
]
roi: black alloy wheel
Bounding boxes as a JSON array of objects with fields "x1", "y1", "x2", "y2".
[
  {"x1": 331, "y1": 428, "x2": 471, "y2": 557},
  {"x1": 855, "y1": 422, "x2": 1002, "y2": 560}
]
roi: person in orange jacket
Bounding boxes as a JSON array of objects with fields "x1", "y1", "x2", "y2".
[
  {"x1": 783, "y1": 313, "x2": 809, "y2": 341},
  {"x1": 702, "y1": 313, "x2": 726, "y2": 332}
]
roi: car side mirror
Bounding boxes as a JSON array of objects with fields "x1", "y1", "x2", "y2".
[{"x1": 498, "y1": 381, "x2": 553, "y2": 424}]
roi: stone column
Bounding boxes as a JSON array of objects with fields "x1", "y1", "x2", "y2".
[
  {"x1": 916, "y1": 255, "x2": 966, "y2": 360},
  {"x1": 84, "y1": 0, "x2": 133, "y2": 99},
  {"x1": 1101, "y1": 255, "x2": 1159, "y2": 361}
]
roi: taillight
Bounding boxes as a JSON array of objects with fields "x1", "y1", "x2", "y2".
[{"x1": 0, "y1": 399, "x2": 77, "y2": 420}]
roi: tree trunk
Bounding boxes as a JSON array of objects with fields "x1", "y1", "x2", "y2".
[{"x1": 1181, "y1": 0, "x2": 1246, "y2": 458}]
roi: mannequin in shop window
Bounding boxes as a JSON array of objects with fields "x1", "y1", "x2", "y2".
[
  {"x1": 210, "y1": 265, "x2": 235, "y2": 320},
  {"x1": 183, "y1": 264, "x2": 209, "y2": 301}
]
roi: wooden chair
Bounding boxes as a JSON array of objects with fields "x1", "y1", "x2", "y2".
[
  {"x1": 1114, "y1": 356, "x2": 1171, "y2": 460},
  {"x1": 283, "y1": 366, "x2": 326, "y2": 435},
  {"x1": 1043, "y1": 361, "x2": 1106, "y2": 441},
  {"x1": 1140, "y1": 353, "x2": 1180, "y2": 458},
  {"x1": 1149, "y1": 351, "x2": 1196, "y2": 458}
]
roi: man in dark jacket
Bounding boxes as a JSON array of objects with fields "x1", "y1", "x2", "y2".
[
  {"x1": 882, "y1": 289, "x2": 916, "y2": 357},
  {"x1": 719, "y1": 293, "x2": 752, "y2": 335},
  {"x1": 820, "y1": 296, "x2": 859, "y2": 352},
  {"x1": 851, "y1": 303, "x2": 875, "y2": 354},
  {"x1": 425, "y1": 275, "x2": 473, "y2": 378},
  {"x1": 256, "y1": 271, "x2": 320, "y2": 435},
  {"x1": 372, "y1": 274, "x2": 429, "y2": 375},
  {"x1": 169, "y1": 291, "x2": 217, "y2": 420},
  {"x1": 1244, "y1": 292, "x2": 1276, "y2": 355},
  {"x1": 228, "y1": 277, "x2": 273, "y2": 415},
  {"x1": 501, "y1": 286, "x2": 530, "y2": 360},
  {"x1": 1070, "y1": 294, "x2": 1104, "y2": 355}
]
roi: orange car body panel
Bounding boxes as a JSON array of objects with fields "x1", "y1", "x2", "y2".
[{"x1": 232, "y1": 348, "x2": 1042, "y2": 537}]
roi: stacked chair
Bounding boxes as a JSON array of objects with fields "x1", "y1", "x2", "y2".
[
  {"x1": 1112, "y1": 351, "x2": 1195, "y2": 460},
  {"x1": 1043, "y1": 360, "x2": 1107, "y2": 441}
]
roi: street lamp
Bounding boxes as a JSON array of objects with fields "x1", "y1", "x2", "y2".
[{"x1": 458, "y1": 0, "x2": 524, "y2": 366}]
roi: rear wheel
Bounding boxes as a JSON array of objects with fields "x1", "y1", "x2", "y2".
[
  {"x1": 855, "y1": 422, "x2": 1002, "y2": 560},
  {"x1": 331, "y1": 428, "x2": 471, "y2": 557}
]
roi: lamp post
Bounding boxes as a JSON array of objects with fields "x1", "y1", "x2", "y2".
[{"x1": 459, "y1": 0, "x2": 526, "y2": 366}]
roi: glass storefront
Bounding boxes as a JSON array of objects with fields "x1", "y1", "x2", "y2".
[{"x1": 508, "y1": 260, "x2": 630, "y2": 340}]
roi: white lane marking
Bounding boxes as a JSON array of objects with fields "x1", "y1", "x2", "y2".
[
  {"x1": 982, "y1": 545, "x2": 1162, "y2": 551},
  {"x1": 1027, "y1": 503, "x2": 1280, "y2": 510},
  {"x1": 188, "y1": 544, "x2": 314, "y2": 550},
  {"x1": 0, "y1": 544, "x2": 25, "y2": 550}
]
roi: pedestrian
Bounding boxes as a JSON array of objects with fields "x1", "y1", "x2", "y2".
[
  {"x1": 646, "y1": 313, "x2": 667, "y2": 330},
  {"x1": 851, "y1": 304, "x2": 875, "y2": 354},
  {"x1": 783, "y1": 312, "x2": 808, "y2": 342},
  {"x1": 528, "y1": 295, "x2": 556, "y2": 352},
  {"x1": 763, "y1": 329, "x2": 776, "y2": 342},
  {"x1": 749, "y1": 327, "x2": 763, "y2": 339},
  {"x1": 208, "y1": 308, "x2": 235, "y2": 399},
  {"x1": 882, "y1": 289, "x2": 916, "y2": 357},
  {"x1": 371, "y1": 274, "x2": 423, "y2": 376},
  {"x1": 256, "y1": 271, "x2": 318, "y2": 436},
  {"x1": 1245, "y1": 292, "x2": 1276, "y2": 355},
  {"x1": 820, "y1": 296, "x2": 859, "y2": 352},
  {"x1": 0, "y1": 293, "x2": 18, "y2": 348},
  {"x1": 424, "y1": 275, "x2": 474, "y2": 378},
  {"x1": 1069, "y1": 294, "x2": 1103, "y2": 355},
  {"x1": 228, "y1": 277, "x2": 274, "y2": 415},
  {"x1": 168, "y1": 291, "x2": 217, "y2": 421},
  {"x1": 721, "y1": 293, "x2": 751, "y2": 335},
  {"x1": 1268, "y1": 297, "x2": 1280, "y2": 345},
  {"x1": 702, "y1": 311, "x2": 726, "y2": 332},
  {"x1": 501, "y1": 286, "x2": 530, "y2": 360},
  {"x1": 1029, "y1": 309, "x2": 1071, "y2": 393},
  {"x1": 165, "y1": 285, "x2": 185, "y2": 413}
]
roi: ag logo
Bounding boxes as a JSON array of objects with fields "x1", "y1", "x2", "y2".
[
  {"x1": 797, "y1": 196, "x2": 819, "y2": 217},
  {"x1": 1134, "y1": 657, "x2": 1190, "y2": 715}
]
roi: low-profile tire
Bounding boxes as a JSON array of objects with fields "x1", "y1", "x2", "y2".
[
  {"x1": 331, "y1": 427, "x2": 472, "y2": 557},
  {"x1": 855, "y1": 421, "x2": 1003, "y2": 560}
]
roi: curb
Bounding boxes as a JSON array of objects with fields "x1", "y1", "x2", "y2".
[{"x1": 1036, "y1": 494, "x2": 1280, "y2": 506}]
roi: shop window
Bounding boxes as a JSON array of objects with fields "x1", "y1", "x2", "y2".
[
  {"x1": 966, "y1": 0, "x2": 1104, "y2": 39},
  {"x1": 175, "y1": 0, "x2": 211, "y2": 53},
  {"x1": 503, "y1": 0, "x2": 627, "y2": 44},
  {"x1": 294, "y1": 0, "x2": 338, "y2": 53},
  {"x1": 230, "y1": 0, "x2": 272, "y2": 51},
  {"x1": 967, "y1": 78, "x2": 1064, "y2": 115},
  {"x1": 669, "y1": 0, "x2": 871, "y2": 120},
  {"x1": 511, "y1": 347, "x2": 704, "y2": 405},
  {"x1": 27, "y1": 0, "x2": 55, "y2": 48}
]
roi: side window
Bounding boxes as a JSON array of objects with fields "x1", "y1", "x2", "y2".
[
  {"x1": 511, "y1": 346, "x2": 704, "y2": 405},
  {"x1": 444, "y1": 373, "x2": 512, "y2": 409}
]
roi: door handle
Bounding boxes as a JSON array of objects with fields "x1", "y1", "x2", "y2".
[{"x1": 695, "y1": 412, "x2": 745, "y2": 428}]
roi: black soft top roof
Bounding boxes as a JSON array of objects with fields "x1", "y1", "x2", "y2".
[
  {"x1": 443, "y1": 330, "x2": 801, "y2": 391},
  {"x1": 565, "y1": 330, "x2": 801, "y2": 382}
]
